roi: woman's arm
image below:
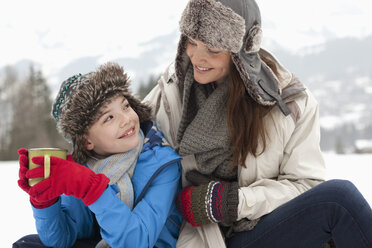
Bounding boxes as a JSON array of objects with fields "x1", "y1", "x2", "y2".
[{"x1": 237, "y1": 89, "x2": 327, "y2": 220}]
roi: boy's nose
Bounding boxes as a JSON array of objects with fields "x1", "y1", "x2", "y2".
[{"x1": 119, "y1": 114, "x2": 129, "y2": 127}]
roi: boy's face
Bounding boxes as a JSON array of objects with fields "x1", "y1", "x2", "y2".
[{"x1": 85, "y1": 95, "x2": 140, "y2": 157}]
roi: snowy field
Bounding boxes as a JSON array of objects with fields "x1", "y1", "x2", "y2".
[{"x1": 1, "y1": 153, "x2": 372, "y2": 247}]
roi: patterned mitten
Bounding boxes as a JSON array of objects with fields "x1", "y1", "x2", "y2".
[{"x1": 177, "y1": 181, "x2": 238, "y2": 226}]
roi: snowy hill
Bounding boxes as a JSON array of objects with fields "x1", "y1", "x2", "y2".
[{"x1": 1, "y1": 153, "x2": 372, "y2": 246}]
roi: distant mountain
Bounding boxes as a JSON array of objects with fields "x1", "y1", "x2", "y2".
[
  {"x1": 275, "y1": 36, "x2": 372, "y2": 128},
  {"x1": 52, "y1": 34, "x2": 372, "y2": 130},
  {"x1": 53, "y1": 30, "x2": 180, "y2": 93},
  {"x1": 0, "y1": 59, "x2": 40, "y2": 81},
  {"x1": 274, "y1": 36, "x2": 372, "y2": 79}
]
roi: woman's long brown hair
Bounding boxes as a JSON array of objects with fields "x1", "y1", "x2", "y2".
[{"x1": 227, "y1": 63, "x2": 273, "y2": 168}]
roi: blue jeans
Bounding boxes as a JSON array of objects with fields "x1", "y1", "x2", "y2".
[
  {"x1": 12, "y1": 234, "x2": 100, "y2": 248},
  {"x1": 226, "y1": 180, "x2": 372, "y2": 248}
]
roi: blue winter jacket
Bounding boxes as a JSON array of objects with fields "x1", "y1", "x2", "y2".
[{"x1": 31, "y1": 121, "x2": 183, "y2": 248}]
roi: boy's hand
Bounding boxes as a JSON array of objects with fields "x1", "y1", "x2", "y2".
[
  {"x1": 27, "y1": 155, "x2": 109, "y2": 206},
  {"x1": 17, "y1": 148, "x2": 58, "y2": 208}
]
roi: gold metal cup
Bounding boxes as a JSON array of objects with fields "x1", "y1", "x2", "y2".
[{"x1": 28, "y1": 148, "x2": 67, "y2": 186}]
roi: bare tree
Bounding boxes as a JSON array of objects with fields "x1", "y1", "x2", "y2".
[
  {"x1": 0, "y1": 66, "x2": 19, "y2": 159},
  {"x1": 5, "y1": 65, "x2": 69, "y2": 160},
  {"x1": 137, "y1": 74, "x2": 159, "y2": 100}
]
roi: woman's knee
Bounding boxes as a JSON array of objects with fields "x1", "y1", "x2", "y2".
[
  {"x1": 324, "y1": 179, "x2": 356, "y2": 190},
  {"x1": 319, "y1": 179, "x2": 363, "y2": 206}
]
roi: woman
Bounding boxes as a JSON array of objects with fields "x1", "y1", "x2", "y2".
[{"x1": 144, "y1": 0, "x2": 372, "y2": 247}]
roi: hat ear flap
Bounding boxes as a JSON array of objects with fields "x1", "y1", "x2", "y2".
[
  {"x1": 244, "y1": 24, "x2": 262, "y2": 54},
  {"x1": 125, "y1": 94, "x2": 153, "y2": 123}
]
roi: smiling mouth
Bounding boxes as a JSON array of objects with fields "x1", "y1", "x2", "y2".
[
  {"x1": 195, "y1": 65, "x2": 212, "y2": 73},
  {"x1": 119, "y1": 127, "x2": 135, "y2": 139}
]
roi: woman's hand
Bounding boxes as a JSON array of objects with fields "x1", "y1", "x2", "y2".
[{"x1": 177, "y1": 179, "x2": 239, "y2": 226}]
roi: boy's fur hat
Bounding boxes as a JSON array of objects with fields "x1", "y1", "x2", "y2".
[
  {"x1": 176, "y1": 0, "x2": 291, "y2": 115},
  {"x1": 52, "y1": 62, "x2": 152, "y2": 163}
]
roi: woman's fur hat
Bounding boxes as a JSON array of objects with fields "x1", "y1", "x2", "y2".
[
  {"x1": 52, "y1": 62, "x2": 152, "y2": 163},
  {"x1": 176, "y1": 0, "x2": 291, "y2": 115}
]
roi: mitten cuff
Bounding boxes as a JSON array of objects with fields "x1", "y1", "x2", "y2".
[
  {"x1": 30, "y1": 197, "x2": 58, "y2": 209},
  {"x1": 220, "y1": 182, "x2": 239, "y2": 225},
  {"x1": 82, "y1": 173, "x2": 110, "y2": 206},
  {"x1": 186, "y1": 170, "x2": 214, "y2": 186}
]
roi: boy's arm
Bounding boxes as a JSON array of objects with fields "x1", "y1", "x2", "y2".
[
  {"x1": 89, "y1": 160, "x2": 181, "y2": 247},
  {"x1": 17, "y1": 149, "x2": 97, "y2": 247},
  {"x1": 32, "y1": 195, "x2": 96, "y2": 248}
]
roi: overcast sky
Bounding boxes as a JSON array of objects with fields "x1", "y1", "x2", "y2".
[{"x1": 1, "y1": 0, "x2": 371, "y2": 74}]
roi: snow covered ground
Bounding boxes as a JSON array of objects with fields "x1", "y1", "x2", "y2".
[{"x1": 1, "y1": 153, "x2": 371, "y2": 247}]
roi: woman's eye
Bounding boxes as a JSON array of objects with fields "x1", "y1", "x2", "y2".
[
  {"x1": 208, "y1": 49, "x2": 220, "y2": 55},
  {"x1": 188, "y1": 40, "x2": 196, "y2": 46}
]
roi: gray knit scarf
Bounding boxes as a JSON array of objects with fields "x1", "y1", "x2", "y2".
[
  {"x1": 85, "y1": 130, "x2": 144, "y2": 248},
  {"x1": 177, "y1": 64, "x2": 237, "y2": 181}
]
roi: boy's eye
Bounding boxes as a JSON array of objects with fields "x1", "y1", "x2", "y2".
[
  {"x1": 104, "y1": 115, "x2": 113, "y2": 123},
  {"x1": 123, "y1": 103, "x2": 130, "y2": 110}
]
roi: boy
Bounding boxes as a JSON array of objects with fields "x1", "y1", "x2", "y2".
[{"x1": 15, "y1": 62, "x2": 182, "y2": 248}]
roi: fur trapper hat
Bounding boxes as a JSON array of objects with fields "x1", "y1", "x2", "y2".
[
  {"x1": 52, "y1": 62, "x2": 152, "y2": 163},
  {"x1": 176, "y1": 0, "x2": 291, "y2": 115}
]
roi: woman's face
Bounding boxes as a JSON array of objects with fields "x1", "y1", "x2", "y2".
[{"x1": 186, "y1": 37, "x2": 231, "y2": 85}]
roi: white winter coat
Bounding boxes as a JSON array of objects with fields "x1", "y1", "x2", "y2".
[{"x1": 143, "y1": 48, "x2": 326, "y2": 248}]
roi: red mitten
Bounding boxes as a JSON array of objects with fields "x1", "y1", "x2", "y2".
[
  {"x1": 17, "y1": 148, "x2": 57, "y2": 208},
  {"x1": 27, "y1": 156, "x2": 109, "y2": 206},
  {"x1": 177, "y1": 181, "x2": 239, "y2": 227}
]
